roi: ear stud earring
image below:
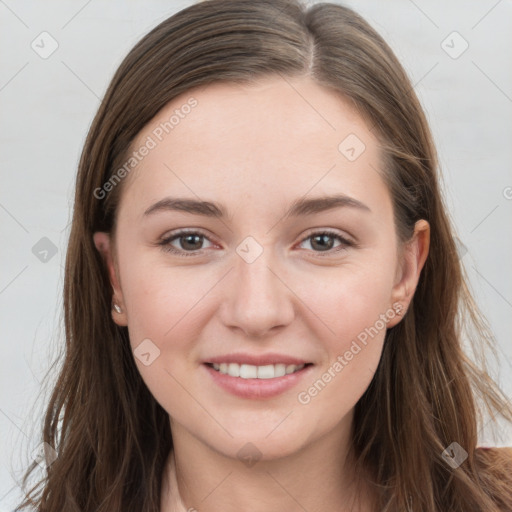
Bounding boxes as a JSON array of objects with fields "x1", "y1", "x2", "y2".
[
  {"x1": 393, "y1": 303, "x2": 404, "y2": 316},
  {"x1": 112, "y1": 303, "x2": 122, "y2": 314}
]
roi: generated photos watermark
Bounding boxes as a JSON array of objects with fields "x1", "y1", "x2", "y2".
[
  {"x1": 93, "y1": 97, "x2": 198, "y2": 200},
  {"x1": 297, "y1": 302, "x2": 403, "y2": 405}
]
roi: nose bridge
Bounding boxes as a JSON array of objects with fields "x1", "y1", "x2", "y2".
[{"x1": 220, "y1": 237, "x2": 294, "y2": 336}]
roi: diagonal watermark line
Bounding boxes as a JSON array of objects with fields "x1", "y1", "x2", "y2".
[
  {"x1": 266, "y1": 163, "x2": 337, "y2": 235},
  {"x1": 61, "y1": 60, "x2": 101, "y2": 100},
  {"x1": 163, "y1": 163, "x2": 233, "y2": 234},
  {"x1": 0, "y1": 408, "x2": 29, "y2": 439},
  {"x1": 472, "y1": 0, "x2": 503, "y2": 30},
  {"x1": 164, "y1": 267, "x2": 234, "y2": 336},
  {"x1": 0, "y1": 202, "x2": 29, "y2": 233},
  {"x1": 0, "y1": 265, "x2": 28, "y2": 295},
  {"x1": 0, "y1": 483, "x2": 20, "y2": 504},
  {"x1": 0, "y1": 0, "x2": 29, "y2": 28},
  {"x1": 266, "y1": 266, "x2": 336, "y2": 335},
  {"x1": 277, "y1": 71, "x2": 336, "y2": 131},
  {"x1": 469, "y1": 204, "x2": 499, "y2": 233},
  {"x1": 411, "y1": 61, "x2": 439, "y2": 91},
  {"x1": 407, "y1": 0, "x2": 439, "y2": 29},
  {"x1": 477, "y1": 394, "x2": 512, "y2": 441},
  {"x1": 200, "y1": 471, "x2": 233, "y2": 502},
  {"x1": 265, "y1": 471, "x2": 310, "y2": 511},
  {"x1": 472, "y1": 265, "x2": 512, "y2": 309},
  {"x1": 0, "y1": 61, "x2": 29, "y2": 92},
  {"x1": 163, "y1": 368, "x2": 233, "y2": 437},
  {"x1": 61, "y1": 0, "x2": 93, "y2": 29},
  {"x1": 472, "y1": 61, "x2": 512, "y2": 104},
  {"x1": 367, "y1": 62, "x2": 439, "y2": 135},
  {"x1": 265, "y1": 410, "x2": 293, "y2": 438}
]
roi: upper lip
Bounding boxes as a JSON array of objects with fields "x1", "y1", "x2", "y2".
[{"x1": 204, "y1": 353, "x2": 311, "y2": 366}]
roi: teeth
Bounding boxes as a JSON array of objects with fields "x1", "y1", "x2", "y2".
[
  {"x1": 228, "y1": 363, "x2": 240, "y2": 377},
  {"x1": 210, "y1": 362, "x2": 306, "y2": 379}
]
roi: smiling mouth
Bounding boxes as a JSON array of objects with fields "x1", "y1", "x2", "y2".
[{"x1": 205, "y1": 362, "x2": 313, "y2": 379}]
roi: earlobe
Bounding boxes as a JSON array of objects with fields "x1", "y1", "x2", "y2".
[
  {"x1": 387, "y1": 220, "x2": 430, "y2": 328},
  {"x1": 92, "y1": 231, "x2": 128, "y2": 327}
]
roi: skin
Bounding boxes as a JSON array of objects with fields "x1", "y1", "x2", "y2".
[{"x1": 94, "y1": 75, "x2": 430, "y2": 512}]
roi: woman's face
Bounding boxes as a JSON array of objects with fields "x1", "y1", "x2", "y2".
[{"x1": 94, "y1": 76, "x2": 428, "y2": 461}]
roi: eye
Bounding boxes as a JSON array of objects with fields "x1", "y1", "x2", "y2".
[
  {"x1": 157, "y1": 228, "x2": 354, "y2": 257},
  {"x1": 297, "y1": 230, "x2": 353, "y2": 255},
  {"x1": 158, "y1": 229, "x2": 214, "y2": 257}
]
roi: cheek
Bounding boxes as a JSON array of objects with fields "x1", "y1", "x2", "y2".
[
  {"x1": 117, "y1": 236, "x2": 208, "y2": 342},
  {"x1": 119, "y1": 260, "x2": 211, "y2": 415},
  {"x1": 302, "y1": 257, "x2": 396, "y2": 344},
  {"x1": 295, "y1": 279, "x2": 391, "y2": 424},
  {"x1": 293, "y1": 258, "x2": 395, "y2": 408},
  {"x1": 295, "y1": 334, "x2": 384, "y2": 434}
]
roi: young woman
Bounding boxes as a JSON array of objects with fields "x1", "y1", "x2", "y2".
[{"x1": 16, "y1": 0, "x2": 512, "y2": 511}]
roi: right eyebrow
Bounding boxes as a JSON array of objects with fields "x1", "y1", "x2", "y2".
[{"x1": 144, "y1": 197, "x2": 225, "y2": 218}]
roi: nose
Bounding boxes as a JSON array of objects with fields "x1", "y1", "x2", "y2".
[{"x1": 218, "y1": 247, "x2": 295, "y2": 339}]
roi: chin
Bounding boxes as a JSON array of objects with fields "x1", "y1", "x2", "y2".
[{"x1": 199, "y1": 419, "x2": 315, "y2": 463}]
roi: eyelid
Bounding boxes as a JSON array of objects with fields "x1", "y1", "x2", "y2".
[
  {"x1": 158, "y1": 228, "x2": 355, "y2": 257},
  {"x1": 159, "y1": 227, "x2": 213, "y2": 243},
  {"x1": 295, "y1": 229, "x2": 355, "y2": 256},
  {"x1": 299, "y1": 227, "x2": 355, "y2": 245},
  {"x1": 158, "y1": 228, "x2": 218, "y2": 256}
]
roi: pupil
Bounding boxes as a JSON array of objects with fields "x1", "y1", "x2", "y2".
[
  {"x1": 312, "y1": 234, "x2": 333, "y2": 251},
  {"x1": 182, "y1": 234, "x2": 202, "y2": 250}
]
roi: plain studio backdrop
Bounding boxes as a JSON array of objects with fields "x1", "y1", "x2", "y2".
[{"x1": 1, "y1": 0, "x2": 511, "y2": 509}]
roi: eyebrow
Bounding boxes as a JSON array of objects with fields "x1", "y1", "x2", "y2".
[{"x1": 143, "y1": 193, "x2": 371, "y2": 219}]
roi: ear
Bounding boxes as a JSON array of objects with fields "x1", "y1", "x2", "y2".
[
  {"x1": 387, "y1": 219, "x2": 430, "y2": 328},
  {"x1": 93, "y1": 232, "x2": 128, "y2": 327}
]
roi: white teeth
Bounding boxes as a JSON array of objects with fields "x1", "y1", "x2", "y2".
[
  {"x1": 210, "y1": 362, "x2": 306, "y2": 379},
  {"x1": 275, "y1": 364, "x2": 287, "y2": 377},
  {"x1": 285, "y1": 364, "x2": 296, "y2": 375},
  {"x1": 228, "y1": 363, "x2": 240, "y2": 377},
  {"x1": 239, "y1": 364, "x2": 257, "y2": 378},
  {"x1": 257, "y1": 365, "x2": 275, "y2": 379}
]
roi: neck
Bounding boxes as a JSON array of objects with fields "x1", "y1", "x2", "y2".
[{"x1": 160, "y1": 415, "x2": 375, "y2": 512}]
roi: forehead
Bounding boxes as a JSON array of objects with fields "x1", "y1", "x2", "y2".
[{"x1": 117, "y1": 75, "x2": 388, "y2": 220}]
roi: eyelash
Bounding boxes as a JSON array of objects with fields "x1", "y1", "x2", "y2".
[{"x1": 157, "y1": 229, "x2": 354, "y2": 257}]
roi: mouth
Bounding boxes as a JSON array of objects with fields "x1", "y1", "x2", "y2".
[
  {"x1": 205, "y1": 362, "x2": 313, "y2": 379},
  {"x1": 202, "y1": 360, "x2": 314, "y2": 399}
]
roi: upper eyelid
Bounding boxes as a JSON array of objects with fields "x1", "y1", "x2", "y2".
[
  {"x1": 161, "y1": 228, "x2": 354, "y2": 250},
  {"x1": 161, "y1": 228, "x2": 216, "y2": 244}
]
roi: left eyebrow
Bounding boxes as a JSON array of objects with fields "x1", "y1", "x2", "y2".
[
  {"x1": 142, "y1": 193, "x2": 371, "y2": 219},
  {"x1": 285, "y1": 194, "x2": 372, "y2": 218}
]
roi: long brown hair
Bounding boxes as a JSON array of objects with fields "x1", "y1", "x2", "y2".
[{"x1": 15, "y1": 0, "x2": 512, "y2": 510}]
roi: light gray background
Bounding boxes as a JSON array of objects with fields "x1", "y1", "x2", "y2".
[{"x1": 1, "y1": 1, "x2": 511, "y2": 509}]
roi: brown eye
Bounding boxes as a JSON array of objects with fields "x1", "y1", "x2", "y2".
[
  {"x1": 176, "y1": 233, "x2": 204, "y2": 251},
  {"x1": 159, "y1": 230, "x2": 214, "y2": 256},
  {"x1": 298, "y1": 230, "x2": 353, "y2": 255}
]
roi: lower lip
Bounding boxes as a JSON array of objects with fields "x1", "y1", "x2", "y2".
[{"x1": 202, "y1": 363, "x2": 314, "y2": 399}]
